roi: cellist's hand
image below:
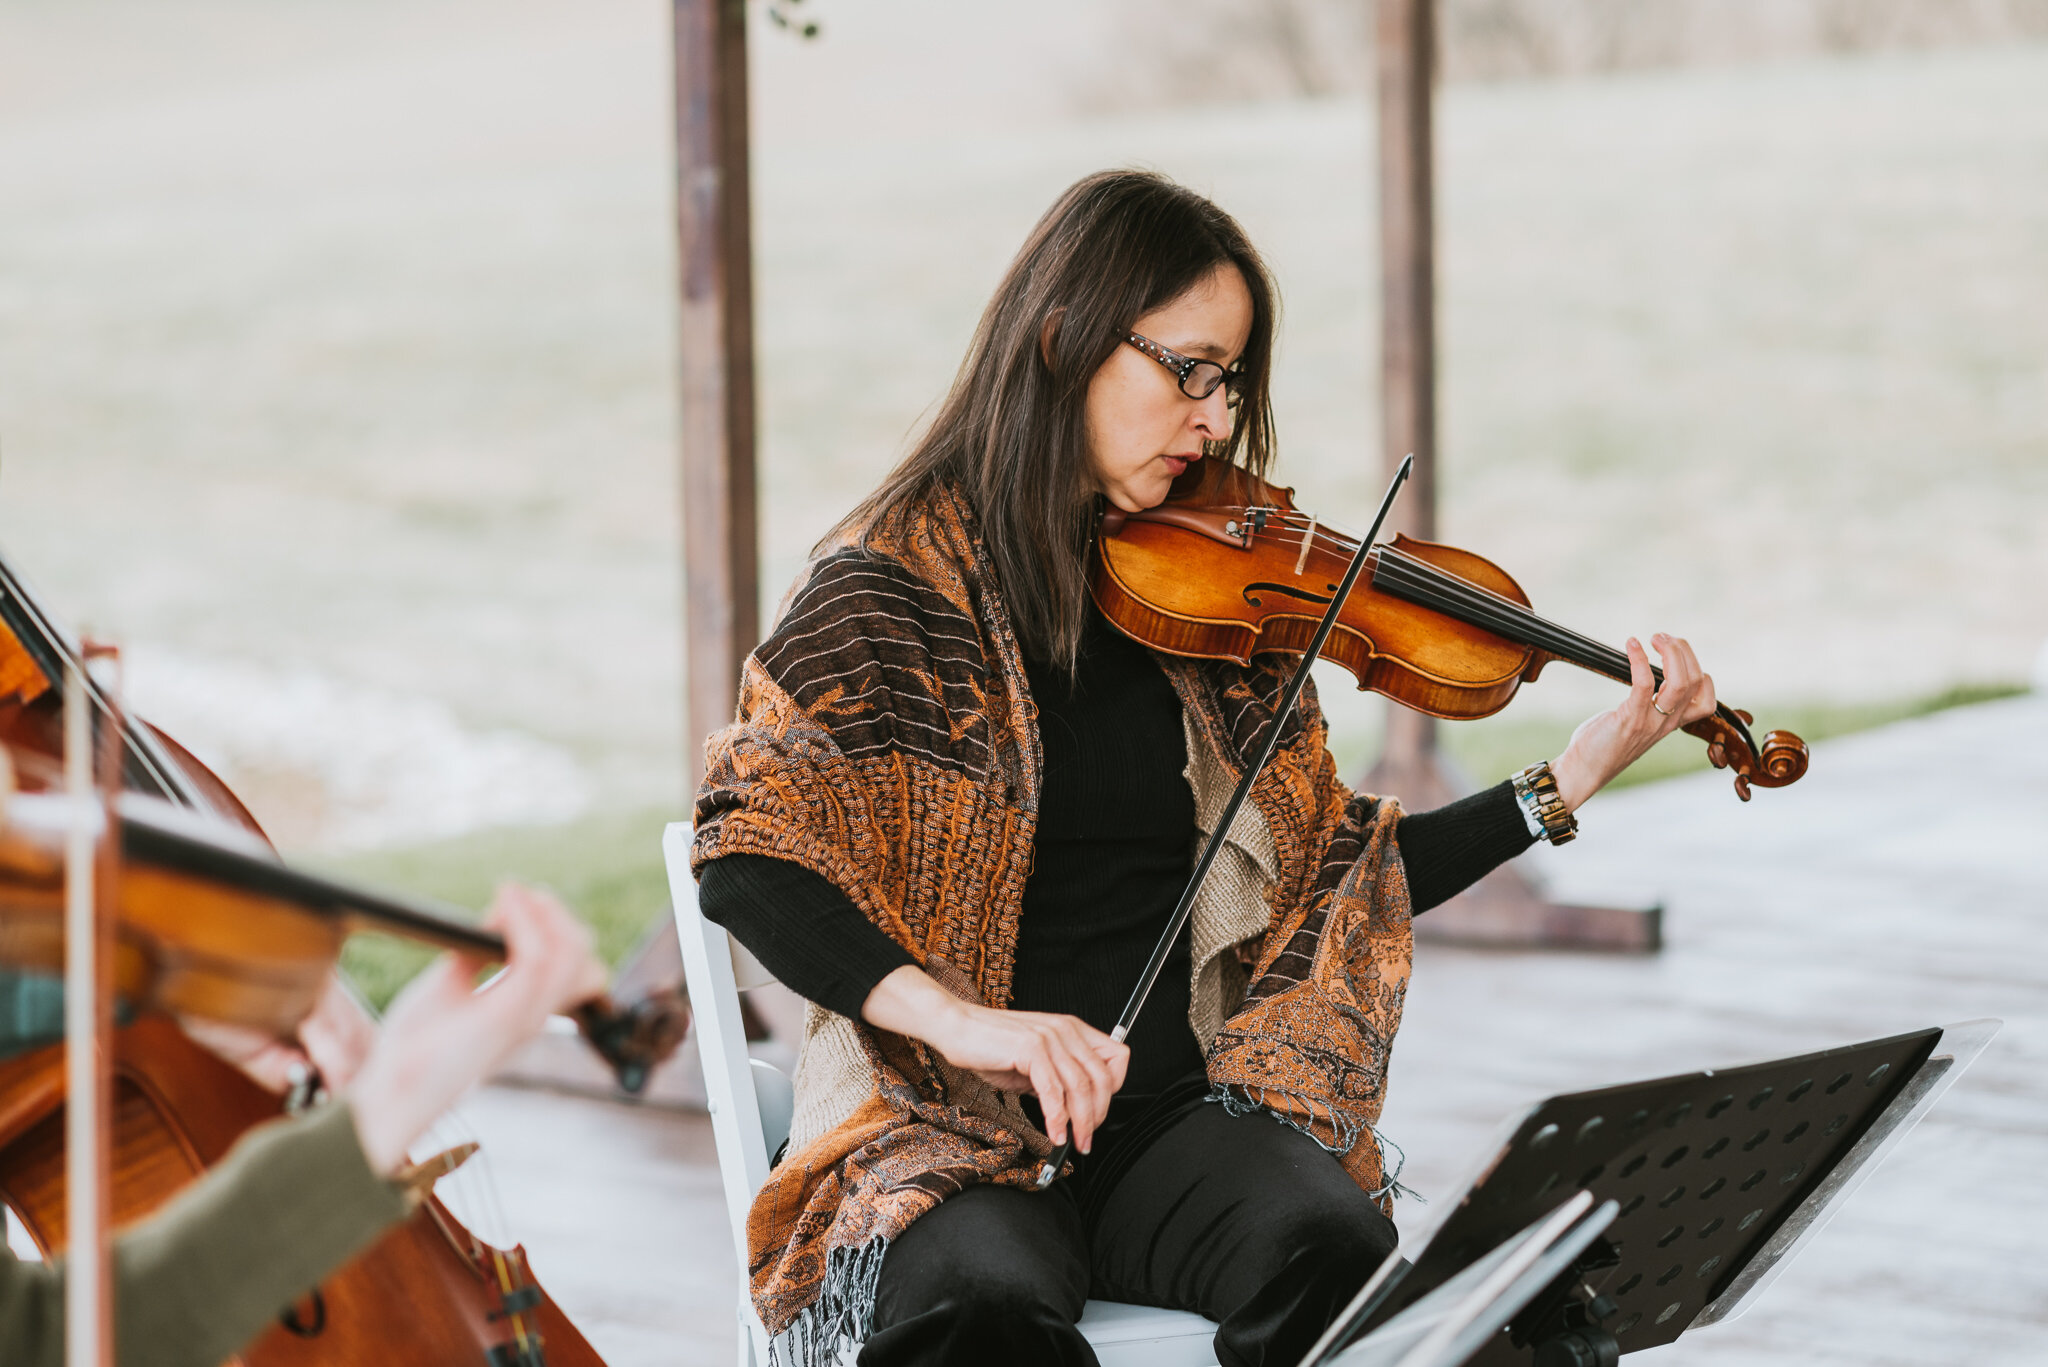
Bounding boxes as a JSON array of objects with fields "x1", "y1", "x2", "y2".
[
  {"x1": 347, "y1": 882, "x2": 607, "y2": 1175},
  {"x1": 1550, "y1": 633, "x2": 1717, "y2": 812}
]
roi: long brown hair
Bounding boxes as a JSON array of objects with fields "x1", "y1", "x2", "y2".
[{"x1": 835, "y1": 169, "x2": 1280, "y2": 673}]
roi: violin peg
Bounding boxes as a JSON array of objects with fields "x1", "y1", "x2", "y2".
[
  {"x1": 1735, "y1": 708, "x2": 1754, "y2": 726},
  {"x1": 1707, "y1": 743, "x2": 1727, "y2": 769},
  {"x1": 1734, "y1": 774, "x2": 1753, "y2": 802}
]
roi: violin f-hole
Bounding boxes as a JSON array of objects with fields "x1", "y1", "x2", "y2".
[{"x1": 1242, "y1": 582, "x2": 1333, "y2": 608}]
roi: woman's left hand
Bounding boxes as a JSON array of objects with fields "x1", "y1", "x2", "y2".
[
  {"x1": 177, "y1": 972, "x2": 376, "y2": 1096},
  {"x1": 1550, "y1": 633, "x2": 1717, "y2": 812}
]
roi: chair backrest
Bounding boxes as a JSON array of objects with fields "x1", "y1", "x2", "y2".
[
  {"x1": 663, "y1": 822, "x2": 793, "y2": 1276},
  {"x1": 665, "y1": 821, "x2": 1218, "y2": 1367}
]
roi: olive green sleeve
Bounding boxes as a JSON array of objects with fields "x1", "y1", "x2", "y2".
[{"x1": 0, "y1": 1100, "x2": 410, "y2": 1367}]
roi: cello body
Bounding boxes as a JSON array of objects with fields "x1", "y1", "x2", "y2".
[{"x1": 0, "y1": 1017, "x2": 606, "y2": 1367}]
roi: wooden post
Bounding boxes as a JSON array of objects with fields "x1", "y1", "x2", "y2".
[
  {"x1": 1367, "y1": 0, "x2": 1446, "y2": 809},
  {"x1": 581, "y1": 0, "x2": 764, "y2": 1060},
  {"x1": 1375, "y1": 0, "x2": 1437, "y2": 544},
  {"x1": 674, "y1": 0, "x2": 759, "y2": 794},
  {"x1": 1365, "y1": 0, "x2": 1658, "y2": 951}
]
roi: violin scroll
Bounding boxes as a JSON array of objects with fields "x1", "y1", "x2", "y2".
[
  {"x1": 1683, "y1": 709, "x2": 1810, "y2": 802},
  {"x1": 571, "y1": 989, "x2": 691, "y2": 1095},
  {"x1": 1092, "y1": 458, "x2": 1811, "y2": 804}
]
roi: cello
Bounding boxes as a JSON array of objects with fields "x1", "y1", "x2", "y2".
[{"x1": 0, "y1": 551, "x2": 679, "y2": 1366}]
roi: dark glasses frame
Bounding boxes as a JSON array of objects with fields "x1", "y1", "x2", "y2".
[{"x1": 1125, "y1": 332, "x2": 1247, "y2": 405}]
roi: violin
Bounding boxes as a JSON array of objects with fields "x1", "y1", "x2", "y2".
[
  {"x1": 0, "y1": 751, "x2": 684, "y2": 1088},
  {"x1": 1092, "y1": 461, "x2": 1809, "y2": 800},
  {"x1": 0, "y1": 549, "x2": 678, "y2": 1365}
]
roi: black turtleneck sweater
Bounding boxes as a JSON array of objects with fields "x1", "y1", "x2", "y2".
[{"x1": 699, "y1": 608, "x2": 1536, "y2": 1117}]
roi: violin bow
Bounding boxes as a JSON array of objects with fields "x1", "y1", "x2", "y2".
[
  {"x1": 62, "y1": 652, "x2": 120, "y2": 1367},
  {"x1": 1035, "y1": 455, "x2": 1413, "y2": 1188}
]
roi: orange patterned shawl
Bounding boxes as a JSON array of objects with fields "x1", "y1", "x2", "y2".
[{"x1": 692, "y1": 484, "x2": 1413, "y2": 1358}]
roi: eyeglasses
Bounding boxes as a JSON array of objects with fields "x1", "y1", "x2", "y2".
[{"x1": 1126, "y1": 332, "x2": 1247, "y2": 406}]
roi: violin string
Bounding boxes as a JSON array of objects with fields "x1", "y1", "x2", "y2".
[
  {"x1": 1376, "y1": 549, "x2": 1762, "y2": 749},
  {"x1": 1374, "y1": 552, "x2": 1618, "y2": 674},
  {"x1": 1228, "y1": 509, "x2": 1664, "y2": 689},
  {"x1": 1236, "y1": 514, "x2": 1635, "y2": 679},
  {"x1": 1260, "y1": 511, "x2": 1366, "y2": 557},
  {"x1": 1393, "y1": 557, "x2": 1746, "y2": 739},
  {"x1": 1371, "y1": 550, "x2": 1652, "y2": 685},
  {"x1": 1265, "y1": 537, "x2": 1757, "y2": 750}
]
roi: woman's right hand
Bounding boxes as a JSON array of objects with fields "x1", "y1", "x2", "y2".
[{"x1": 860, "y1": 965, "x2": 1129, "y2": 1154}]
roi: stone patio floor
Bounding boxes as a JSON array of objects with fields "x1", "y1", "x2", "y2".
[{"x1": 454, "y1": 692, "x2": 2048, "y2": 1366}]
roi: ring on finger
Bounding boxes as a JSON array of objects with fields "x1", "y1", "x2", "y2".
[{"x1": 1652, "y1": 693, "x2": 1674, "y2": 716}]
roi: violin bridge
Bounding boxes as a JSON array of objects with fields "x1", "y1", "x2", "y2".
[{"x1": 1294, "y1": 514, "x2": 1317, "y2": 577}]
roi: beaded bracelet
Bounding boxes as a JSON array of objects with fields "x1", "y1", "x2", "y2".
[{"x1": 1511, "y1": 761, "x2": 1579, "y2": 846}]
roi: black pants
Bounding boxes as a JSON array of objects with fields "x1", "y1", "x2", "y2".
[{"x1": 859, "y1": 1081, "x2": 1398, "y2": 1367}]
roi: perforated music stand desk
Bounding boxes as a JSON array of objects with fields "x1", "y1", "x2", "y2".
[{"x1": 1305, "y1": 1019, "x2": 1999, "y2": 1367}]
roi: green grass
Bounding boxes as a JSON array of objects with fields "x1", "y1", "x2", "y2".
[
  {"x1": 312, "y1": 805, "x2": 683, "y2": 1010},
  {"x1": 318, "y1": 682, "x2": 2026, "y2": 1008},
  {"x1": 1437, "y1": 682, "x2": 2030, "y2": 792}
]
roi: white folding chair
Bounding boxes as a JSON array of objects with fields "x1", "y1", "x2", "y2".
[{"x1": 665, "y1": 822, "x2": 1219, "y2": 1367}]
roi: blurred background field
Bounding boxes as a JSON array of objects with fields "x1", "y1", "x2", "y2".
[{"x1": 3, "y1": 0, "x2": 2047, "y2": 994}]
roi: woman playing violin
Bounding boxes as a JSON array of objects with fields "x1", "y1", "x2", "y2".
[{"x1": 692, "y1": 169, "x2": 1720, "y2": 1367}]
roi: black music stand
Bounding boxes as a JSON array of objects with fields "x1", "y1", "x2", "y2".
[{"x1": 1303, "y1": 1019, "x2": 2000, "y2": 1367}]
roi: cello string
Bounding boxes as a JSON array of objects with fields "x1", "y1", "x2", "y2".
[
  {"x1": 0, "y1": 556, "x2": 204, "y2": 810},
  {"x1": 346, "y1": 972, "x2": 523, "y2": 1264}
]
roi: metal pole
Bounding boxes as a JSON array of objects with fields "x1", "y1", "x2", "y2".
[
  {"x1": 1374, "y1": 0, "x2": 1440, "y2": 787},
  {"x1": 674, "y1": 0, "x2": 760, "y2": 793}
]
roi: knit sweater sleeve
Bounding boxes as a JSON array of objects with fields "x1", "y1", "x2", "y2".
[
  {"x1": 1394, "y1": 779, "x2": 1538, "y2": 914},
  {"x1": 699, "y1": 854, "x2": 914, "y2": 1020}
]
